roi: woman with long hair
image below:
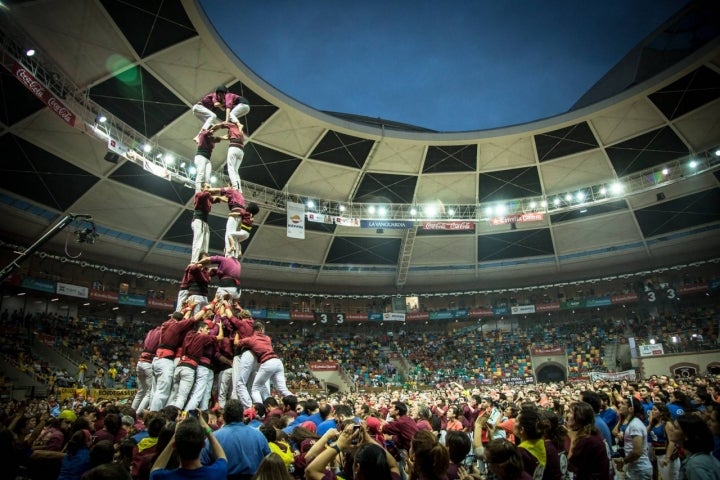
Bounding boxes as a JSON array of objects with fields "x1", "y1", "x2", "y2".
[
  {"x1": 252, "y1": 452, "x2": 292, "y2": 480},
  {"x1": 648, "y1": 403, "x2": 679, "y2": 480},
  {"x1": 669, "y1": 415, "x2": 720, "y2": 480},
  {"x1": 565, "y1": 401, "x2": 611, "y2": 480},
  {"x1": 514, "y1": 407, "x2": 562, "y2": 480},
  {"x1": 613, "y1": 396, "x2": 652, "y2": 480},
  {"x1": 483, "y1": 438, "x2": 532, "y2": 480},
  {"x1": 408, "y1": 429, "x2": 450, "y2": 480}
]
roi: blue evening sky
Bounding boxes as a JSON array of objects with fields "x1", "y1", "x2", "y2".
[{"x1": 200, "y1": 0, "x2": 687, "y2": 132}]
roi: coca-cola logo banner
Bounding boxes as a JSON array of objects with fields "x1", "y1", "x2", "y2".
[{"x1": 11, "y1": 61, "x2": 76, "y2": 127}]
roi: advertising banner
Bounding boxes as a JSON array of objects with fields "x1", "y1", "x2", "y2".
[
  {"x1": 118, "y1": 294, "x2": 146, "y2": 307},
  {"x1": 21, "y1": 277, "x2": 56, "y2": 293},
  {"x1": 308, "y1": 362, "x2": 339, "y2": 371},
  {"x1": 11, "y1": 61, "x2": 77, "y2": 127},
  {"x1": 287, "y1": 202, "x2": 305, "y2": 239},
  {"x1": 147, "y1": 298, "x2": 174, "y2": 310},
  {"x1": 334, "y1": 217, "x2": 361, "y2": 227},
  {"x1": 306, "y1": 213, "x2": 334, "y2": 224},
  {"x1": 421, "y1": 221, "x2": 475, "y2": 232},
  {"x1": 56, "y1": 282, "x2": 89, "y2": 299},
  {"x1": 490, "y1": 213, "x2": 544, "y2": 226},
  {"x1": 360, "y1": 220, "x2": 414, "y2": 229},
  {"x1": 511, "y1": 305, "x2": 536, "y2": 315},
  {"x1": 638, "y1": 344, "x2": 665, "y2": 356},
  {"x1": 89, "y1": 290, "x2": 119, "y2": 303},
  {"x1": 383, "y1": 312, "x2": 406, "y2": 322}
]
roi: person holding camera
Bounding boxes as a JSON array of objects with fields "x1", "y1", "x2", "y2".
[
  {"x1": 150, "y1": 410, "x2": 227, "y2": 480},
  {"x1": 305, "y1": 423, "x2": 401, "y2": 480}
]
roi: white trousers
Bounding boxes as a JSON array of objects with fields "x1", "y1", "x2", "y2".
[
  {"x1": 184, "y1": 365, "x2": 213, "y2": 411},
  {"x1": 192, "y1": 104, "x2": 217, "y2": 131},
  {"x1": 149, "y1": 357, "x2": 174, "y2": 411},
  {"x1": 251, "y1": 357, "x2": 292, "y2": 403},
  {"x1": 229, "y1": 103, "x2": 250, "y2": 124},
  {"x1": 232, "y1": 350, "x2": 257, "y2": 409},
  {"x1": 194, "y1": 154, "x2": 212, "y2": 192},
  {"x1": 224, "y1": 215, "x2": 250, "y2": 257},
  {"x1": 216, "y1": 368, "x2": 233, "y2": 408},
  {"x1": 226, "y1": 146, "x2": 244, "y2": 191},
  {"x1": 131, "y1": 360, "x2": 154, "y2": 412},
  {"x1": 190, "y1": 219, "x2": 210, "y2": 263},
  {"x1": 169, "y1": 365, "x2": 196, "y2": 409}
]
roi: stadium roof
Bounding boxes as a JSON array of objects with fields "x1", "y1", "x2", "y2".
[{"x1": 1, "y1": 0, "x2": 719, "y2": 295}]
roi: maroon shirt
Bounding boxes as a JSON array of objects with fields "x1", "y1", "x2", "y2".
[
  {"x1": 219, "y1": 187, "x2": 246, "y2": 212},
  {"x1": 214, "y1": 337, "x2": 234, "y2": 369},
  {"x1": 223, "y1": 92, "x2": 248, "y2": 109},
  {"x1": 180, "y1": 330, "x2": 217, "y2": 365},
  {"x1": 208, "y1": 255, "x2": 241, "y2": 287},
  {"x1": 198, "y1": 92, "x2": 220, "y2": 109},
  {"x1": 140, "y1": 327, "x2": 161, "y2": 362},
  {"x1": 237, "y1": 332, "x2": 278, "y2": 363},
  {"x1": 158, "y1": 317, "x2": 196, "y2": 351},
  {"x1": 220, "y1": 121, "x2": 244, "y2": 147},
  {"x1": 179, "y1": 264, "x2": 211, "y2": 295},
  {"x1": 226, "y1": 316, "x2": 253, "y2": 339},
  {"x1": 382, "y1": 414, "x2": 419, "y2": 451},
  {"x1": 193, "y1": 190, "x2": 219, "y2": 221},
  {"x1": 196, "y1": 129, "x2": 216, "y2": 158}
]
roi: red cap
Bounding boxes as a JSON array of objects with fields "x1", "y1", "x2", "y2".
[{"x1": 300, "y1": 421, "x2": 317, "y2": 433}]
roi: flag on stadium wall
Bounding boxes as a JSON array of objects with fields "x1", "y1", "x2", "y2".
[
  {"x1": 287, "y1": 202, "x2": 305, "y2": 239},
  {"x1": 334, "y1": 216, "x2": 360, "y2": 227}
]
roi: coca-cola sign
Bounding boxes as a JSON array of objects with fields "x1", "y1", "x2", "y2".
[
  {"x1": 422, "y1": 221, "x2": 475, "y2": 231},
  {"x1": 11, "y1": 61, "x2": 76, "y2": 127}
]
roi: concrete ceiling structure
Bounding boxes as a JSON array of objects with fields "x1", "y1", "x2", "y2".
[{"x1": 1, "y1": 0, "x2": 719, "y2": 295}]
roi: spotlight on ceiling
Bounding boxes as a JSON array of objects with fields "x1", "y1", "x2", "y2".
[
  {"x1": 377, "y1": 206, "x2": 387, "y2": 217},
  {"x1": 367, "y1": 205, "x2": 376, "y2": 214},
  {"x1": 142, "y1": 143, "x2": 152, "y2": 153},
  {"x1": 338, "y1": 205, "x2": 346, "y2": 212},
  {"x1": 689, "y1": 160, "x2": 698, "y2": 168},
  {"x1": 610, "y1": 182, "x2": 624, "y2": 195},
  {"x1": 188, "y1": 166, "x2": 197, "y2": 175},
  {"x1": 306, "y1": 200, "x2": 315, "y2": 209},
  {"x1": 163, "y1": 154, "x2": 175, "y2": 165},
  {"x1": 447, "y1": 208, "x2": 455, "y2": 217},
  {"x1": 209, "y1": 175, "x2": 217, "y2": 184},
  {"x1": 96, "y1": 114, "x2": 107, "y2": 123},
  {"x1": 26, "y1": 48, "x2": 36, "y2": 57},
  {"x1": 410, "y1": 207, "x2": 417, "y2": 216}
]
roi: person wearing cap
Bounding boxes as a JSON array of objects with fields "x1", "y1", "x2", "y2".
[
  {"x1": 200, "y1": 399, "x2": 269, "y2": 480},
  {"x1": 192, "y1": 86, "x2": 226, "y2": 133},
  {"x1": 33, "y1": 409, "x2": 76, "y2": 452},
  {"x1": 235, "y1": 321, "x2": 294, "y2": 404}
]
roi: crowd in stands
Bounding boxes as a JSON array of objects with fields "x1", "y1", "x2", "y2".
[
  {"x1": 1, "y1": 368, "x2": 719, "y2": 479},
  {"x1": 1, "y1": 296, "x2": 719, "y2": 397}
]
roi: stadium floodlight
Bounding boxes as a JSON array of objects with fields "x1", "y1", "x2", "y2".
[{"x1": 610, "y1": 182, "x2": 624, "y2": 195}]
